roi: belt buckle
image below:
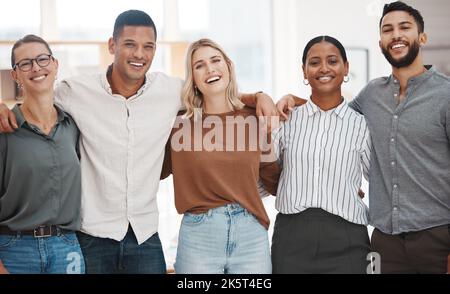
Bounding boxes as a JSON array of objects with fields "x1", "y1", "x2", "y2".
[{"x1": 34, "y1": 226, "x2": 52, "y2": 238}]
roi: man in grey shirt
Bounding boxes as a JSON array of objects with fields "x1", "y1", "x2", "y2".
[
  {"x1": 349, "y1": 1, "x2": 450, "y2": 274},
  {"x1": 279, "y1": 1, "x2": 449, "y2": 274}
]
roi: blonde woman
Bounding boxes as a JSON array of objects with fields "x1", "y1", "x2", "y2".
[{"x1": 161, "y1": 39, "x2": 280, "y2": 274}]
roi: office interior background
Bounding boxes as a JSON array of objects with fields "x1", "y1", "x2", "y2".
[{"x1": 0, "y1": 0, "x2": 449, "y2": 268}]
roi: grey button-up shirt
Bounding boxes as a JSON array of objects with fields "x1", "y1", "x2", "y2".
[
  {"x1": 0, "y1": 104, "x2": 81, "y2": 231},
  {"x1": 349, "y1": 66, "x2": 450, "y2": 234}
]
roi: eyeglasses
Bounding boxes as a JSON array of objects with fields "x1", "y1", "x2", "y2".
[{"x1": 13, "y1": 54, "x2": 53, "y2": 72}]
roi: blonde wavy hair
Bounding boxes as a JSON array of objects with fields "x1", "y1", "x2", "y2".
[{"x1": 182, "y1": 38, "x2": 244, "y2": 119}]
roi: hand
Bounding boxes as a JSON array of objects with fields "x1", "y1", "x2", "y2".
[
  {"x1": 0, "y1": 103, "x2": 18, "y2": 133},
  {"x1": 255, "y1": 92, "x2": 279, "y2": 133},
  {"x1": 0, "y1": 260, "x2": 9, "y2": 274},
  {"x1": 358, "y1": 189, "x2": 365, "y2": 199},
  {"x1": 276, "y1": 95, "x2": 296, "y2": 121}
]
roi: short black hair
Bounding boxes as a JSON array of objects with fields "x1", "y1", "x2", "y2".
[
  {"x1": 113, "y1": 10, "x2": 157, "y2": 40},
  {"x1": 302, "y1": 36, "x2": 347, "y2": 65},
  {"x1": 379, "y1": 1, "x2": 424, "y2": 33},
  {"x1": 11, "y1": 34, "x2": 53, "y2": 68}
]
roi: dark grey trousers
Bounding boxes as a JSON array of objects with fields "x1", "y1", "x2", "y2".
[
  {"x1": 271, "y1": 208, "x2": 371, "y2": 274},
  {"x1": 371, "y1": 225, "x2": 450, "y2": 274}
]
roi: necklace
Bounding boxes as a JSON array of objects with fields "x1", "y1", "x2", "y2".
[{"x1": 20, "y1": 104, "x2": 57, "y2": 135}]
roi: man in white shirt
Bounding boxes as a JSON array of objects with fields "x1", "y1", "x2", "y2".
[
  {"x1": 56, "y1": 10, "x2": 179, "y2": 274},
  {"x1": 0, "y1": 10, "x2": 180, "y2": 274}
]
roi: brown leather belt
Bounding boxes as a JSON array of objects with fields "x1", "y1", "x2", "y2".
[{"x1": 0, "y1": 225, "x2": 71, "y2": 238}]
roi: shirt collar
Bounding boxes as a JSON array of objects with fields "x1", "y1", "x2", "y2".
[
  {"x1": 389, "y1": 65, "x2": 434, "y2": 85},
  {"x1": 12, "y1": 104, "x2": 69, "y2": 128},
  {"x1": 305, "y1": 97, "x2": 348, "y2": 119},
  {"x1": 101, "y1": 64, "x2": 151, "y2": 97}
]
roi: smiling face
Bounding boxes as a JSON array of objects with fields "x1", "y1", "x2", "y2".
[
  {"x1": 11, "y1": 42, "x2": 58, "y2": 96},
  {"x1": 108, "y1": 25, "x2": 156, "y2": 83},
  {"x1": 303, "y1": 41, "x2": 348, "y2": 96},
  {"x1": 379, "y1": 11, "x2": 426, "y2": 68},
  {"x1": 192, "y1": 46, "x2": 230, "y2": 99}
]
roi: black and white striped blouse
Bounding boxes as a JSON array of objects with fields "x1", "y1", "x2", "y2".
[{"x1": 273, "y1": 99, "x2": 371, "y2": 225}]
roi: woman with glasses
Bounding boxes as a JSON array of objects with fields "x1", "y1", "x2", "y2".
[{"x1": 0, "y1": 35, "x2": 84, "y2": 274}]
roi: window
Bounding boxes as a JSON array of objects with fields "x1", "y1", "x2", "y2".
[
  {"x1": 56, "y1": 0, "x2": 164, "y2": 40},
  {"x1": 0, "y1": 0, "x2": 40, "y2": 40},
  {"x1": 177, "y1": 0, "x2": 273, "y2": 93}
]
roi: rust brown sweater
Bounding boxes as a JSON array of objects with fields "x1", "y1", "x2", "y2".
[{"x1": 161, "y1": 107, "x2": 280, "y2": 229}]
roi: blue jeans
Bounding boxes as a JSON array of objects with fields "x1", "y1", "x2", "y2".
[
  {"x1": 76, "y1": 226, "x2": 166, "y2": 274},
  {"x1": 0, "y1": 232, "x2": 85, "y2": 274},
  {"x1": 175, "y1": 203, "x2": 271, "y2": 274}
]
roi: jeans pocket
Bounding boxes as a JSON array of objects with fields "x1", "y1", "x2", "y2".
[
  {"x1": 75, "y1": 231, "x2": 95, "y2": 249},
  {"x1": 60, "y1": 232, "x2": 80, "y2": 246},
  {"x1": 182, "y1": 212, "x2": 207, "y2": 226},
  {"x1": 142, "y1": 232, "x2": 163, "y2": 249},
  {"x1": 0, "y1": 235, "x2": 18, "y2": 248},
  {"x1": 246, "y1": 212, "x2": 264, "y2": 228}
]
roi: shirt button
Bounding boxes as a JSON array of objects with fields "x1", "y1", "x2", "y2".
[
  {"x1": 391, "y1": 138, "x2": 395, "y2": 142},
  {"x1": 393, "y1": 115, "x2": 398, "y2": 119},
  {"x1": 393, "y1": 184, "x2": 398, "y2": 189},
  {"x1": 391, "y1": 161, "x2": 396, "y2": 166},
  {"x1": 394, "y1": 79, "x2": 398, "y2": 83},
  {"x1": 393, "y1": 206, "x2": 398, "y2": 211},
  {"x1": 394, "y1": 93, "x2": 398, "y2": 97}
]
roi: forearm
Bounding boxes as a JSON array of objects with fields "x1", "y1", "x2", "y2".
[
  {"x1": 259, "y1": 161, "x2": 281, "y2": 195},
  {"x1": 240, "y1": 93, "x2": 258, "y2": 108},
  {"x1": 292, "y1": 95, "x2": 307, "y2": 106}
]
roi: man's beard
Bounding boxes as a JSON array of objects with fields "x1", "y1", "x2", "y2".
[{"x1": 381, "y1": 40, "x2": 420, "y2": 68}]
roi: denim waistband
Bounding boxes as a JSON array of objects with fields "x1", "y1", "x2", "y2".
[{"x1": 206, "y1": 203, "x2": 250, "y2": 217}]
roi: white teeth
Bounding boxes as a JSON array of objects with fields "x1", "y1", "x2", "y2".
[
  {"x1": 31, "y1": 75, "x2": 46, "y2": 81},
  {"x1": 129, "y1": 62, "x2": 144, "y2": 67},
  {"x1": 206, "y1": 76, "x2": 220, "y2": 83},
  {"x1": 392, "y1": 44, "x2": 406, "y2": 49},
  {"x1": 318, "y1": 76, "x2": 332, "y2": 82}
]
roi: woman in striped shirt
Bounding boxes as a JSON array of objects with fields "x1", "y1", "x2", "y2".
[{"x1": 271, "y1": 36, "x2": 372, "y2": 273}]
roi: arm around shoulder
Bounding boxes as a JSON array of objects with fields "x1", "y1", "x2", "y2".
[{"x1": 0, "y1": 103, "x2": 18, "y2": 133}]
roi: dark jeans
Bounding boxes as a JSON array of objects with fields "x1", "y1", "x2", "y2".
[
  {"x1": 76, "y1": 226, "x2": 166, "y2": 274},
  {"x1": 271, "y1": 208, "x2": 371, "y2": 274},
  {"x1": 371, "y1": 225, "x2": 450, "y2": 274}
]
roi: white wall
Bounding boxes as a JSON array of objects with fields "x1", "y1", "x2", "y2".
[{"x1": 272, "y1": 0, "x2": 391, "y2": 100}]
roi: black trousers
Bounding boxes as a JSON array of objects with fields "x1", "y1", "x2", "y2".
[
  {"x1": 371, "y1": 225, "x2": 450, "y2": 274},
  {"x1": 271, "y1": 208, "x2": 371, "y2": 274}
]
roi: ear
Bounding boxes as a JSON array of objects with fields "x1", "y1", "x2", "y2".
[
  {"x1": 378, "y1": 40, "x2": 382, "y2": 50},
  {"x1": 344, "y1": 61, "x2": 349, "y2": 77},
  {"x1": 53, "y1": 58, "x2": 59, "y2": 71},
  {"x1": 53, "y1": 58, "x2": 59, "y2": 78},
  {"x1": 10, "y1": 69, "x2": 18, "y2": 84},
  {"x1": 302, "y1": 64, "x2": 307, "y2": 80},
  {"x1": 419, "y1": 32, "x2": 428, "y2": 46},
  {"x1": 108, "y1": 37, "x2": 115, "y2": 55}
]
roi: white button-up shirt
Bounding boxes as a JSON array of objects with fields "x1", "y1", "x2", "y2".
[
  {"x1": 273, "y1": 99, "x2": 371, "y2": 225},
  {"x1": 55, "y1": 70, "x2": 182, "y2": 244}
]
